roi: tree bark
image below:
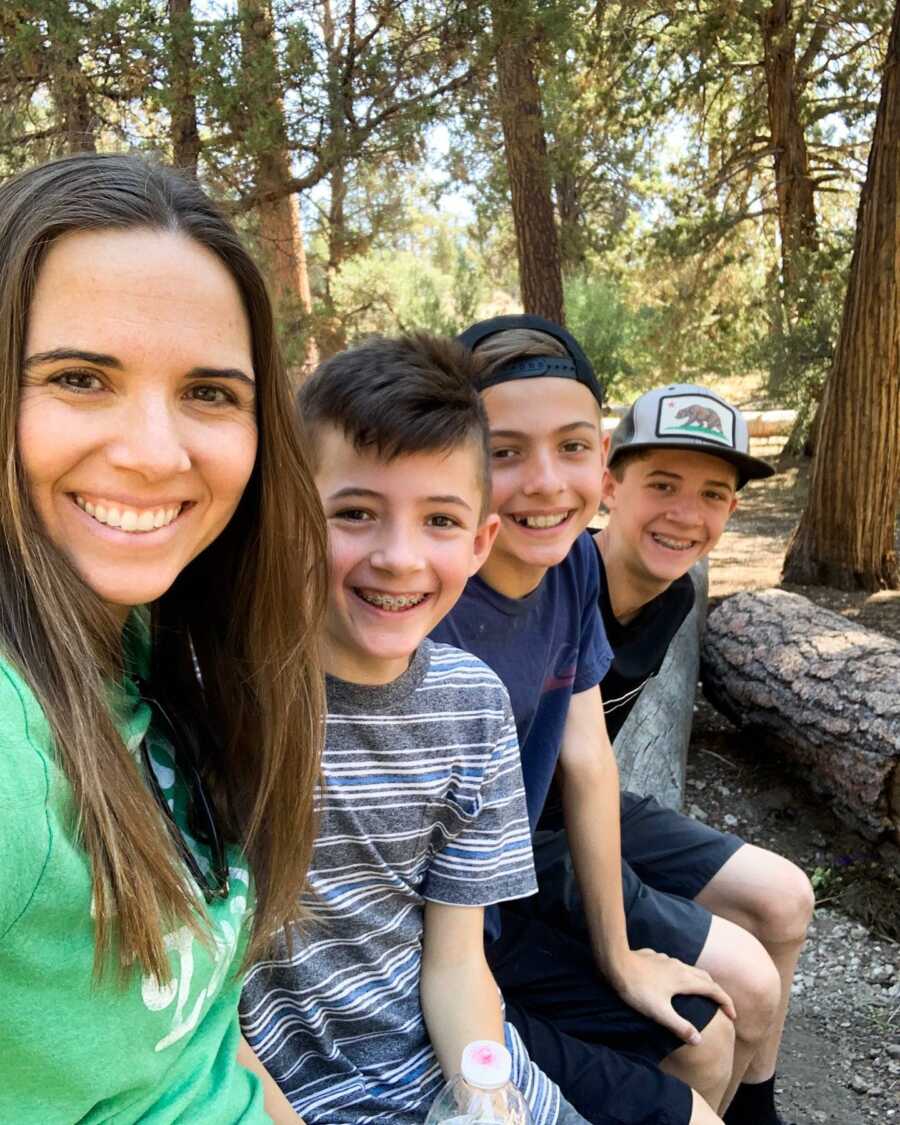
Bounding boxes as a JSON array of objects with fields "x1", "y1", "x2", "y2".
[
  {"x1": 759, "y1": 1, "x2": 818, "y2": 310},
  {"x1": 614, "y1": 560, "x2": 708, "y2": 810},
  {"x1": 554, "y1": 164, "x2": 586, "y2": 277},
  {"x1": 167, "y1": 0, "x2": 201, "y2": 177},
  {"x1": 782, "y1": 1, "x2": 900, "y2": 591},
  {"x1": 702, "y1": 590, "x2": 900, "y2": 841},
  {"x1": 317, "y1": 0, "x2": 349, "y2": 359},
  {"x1": 47, "y1": 4, "x2": 95, "y2": 154},
  {"x1": 239, "y1": 0, "x2": 316, "y2": 368},
  {"x1": 491, "y1": 0, "x2": 565, "y2": 323}
]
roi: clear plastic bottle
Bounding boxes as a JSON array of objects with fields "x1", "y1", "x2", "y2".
[{"x1": 424, "y1": 1040, "x2": 534, "y2": 1125}]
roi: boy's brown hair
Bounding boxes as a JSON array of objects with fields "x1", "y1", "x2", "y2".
[
  {"x1": 607, "y1": 447, "x2": 651, "y2": 481},
  {"x1": 470, "y1": 327, "x2": 569, "y2": 376},
  {"x1": 298, "y1": 333, "x2": 493, "y2": 518}
]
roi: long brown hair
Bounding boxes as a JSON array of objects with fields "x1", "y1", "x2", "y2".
[{"x1": 0, "y1": 153, "x2": 326, "y2": 981}]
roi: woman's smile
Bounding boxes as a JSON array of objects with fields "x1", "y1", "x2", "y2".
[{"x1": 72, "y1": 494, "x2": 191, "y2": 533}]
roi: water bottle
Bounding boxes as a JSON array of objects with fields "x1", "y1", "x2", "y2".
[{"x1": 425, "y1": 1040, "x2": 534, "y2": 1125}]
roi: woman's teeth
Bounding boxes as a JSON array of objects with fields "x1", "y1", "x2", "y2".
[
  {"x1": 74, "y1": 495, "x2": 183, "y2": 533},
  {"x1": 513, "y1": 512, "x2": 569, "y2": 528},
  {"x1": 357, "y1": 590, "x2": 428, "y2": 611}
]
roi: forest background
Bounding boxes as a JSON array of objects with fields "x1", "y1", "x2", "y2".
[{"x1": 2, "y1": 0, "x2": 897, "y2": 588}]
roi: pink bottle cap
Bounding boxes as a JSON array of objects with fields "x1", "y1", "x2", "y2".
[{"x1": 460, "y1": 1040, "x2": 512, "y2": 1089}]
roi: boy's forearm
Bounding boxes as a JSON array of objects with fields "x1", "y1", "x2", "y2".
[
  {"x1": 420, "y1": 947, "x2": 505, "y2": 1080},
  {"x1": 237, "y1": 1034, "x2": 305, "y2": 1124},
  {"x1": 559, "y1": 744, "x2": 632, "y2": 981},
  {"x1": 558, "y1": 687, "x2": 633, "y2": 982},
  {"x1": 557, "y1": 699, "x2": 733, "y2": 1044}
]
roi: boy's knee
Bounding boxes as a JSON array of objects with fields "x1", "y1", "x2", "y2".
[
  {"x1": 732, "y1": 951, "x2": 781, "y2": 1042},
  {"x1": 685, "y1": 1007, "x2": 735, "y2": 1086},
  {"x1": 757, "y1": 858, "x2": 815, "y2": 944},
  {"x1": 700, "y1": 917, "x2": 779, "y2": 1036},
  {"x1": 703, "y1": 1005, "x2": 736, "y2": 1061}
]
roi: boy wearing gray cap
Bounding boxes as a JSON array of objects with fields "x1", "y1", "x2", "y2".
[{"x1": 540, "y1": 385, "x2": 814, "y2": 1125}]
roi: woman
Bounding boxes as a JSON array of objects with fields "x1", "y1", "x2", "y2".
[{"x1": 0, "y1": 153, "x2": 326, "y2": 1122}]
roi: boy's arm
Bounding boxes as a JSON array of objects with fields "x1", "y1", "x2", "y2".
[
  {"x1": 237, "y1": 1034, "x2": 305, "y2": 1124},
  {"x1": 558, "y1": 685, "x2": 735, "y2": 1044},
  {"x1": 420, "y1": 901, "x2": 505, "y2": 1079}
]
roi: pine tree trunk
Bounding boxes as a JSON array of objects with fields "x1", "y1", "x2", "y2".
[
  {"x1": 782, "y1": 1, "x2": 900, "y2": 591},
  {"x1": 702, "y1": 590, "x2": 900, "y2": 840},
  {"x1": 759, "y1": 1, "x2": 818, "y2": 308},
  {"x1": 491, "y1": 0, "x2": 565, "y2": 323},
  {"x1": 317, "y1": 0, "x2": 349, "y2": 359},
  {"x1": 555, "y1": 166, "x2": 585, "y2": 277},
  {"x1": 167, "y1": 0, "x2": 201, "y2": 177},
  {"x1": 239, "y1": 0, "x2": 316, "y2": 368},
  {"x1": 47, "y1": 6, "x2": 95, "y2": 154}
]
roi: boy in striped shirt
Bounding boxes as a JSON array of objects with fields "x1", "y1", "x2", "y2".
[{"x1": 240, "y1": 334, "x2": 584, "y2": 1125}]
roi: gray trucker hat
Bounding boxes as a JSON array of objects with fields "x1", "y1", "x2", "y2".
[{"x1": 609, "y1": 384, "x2": 775, "y2": 489}]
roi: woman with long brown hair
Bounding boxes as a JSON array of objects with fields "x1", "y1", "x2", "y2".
[{"x1": 0, "y1": 153, "x2": 326, "y2": 1122}]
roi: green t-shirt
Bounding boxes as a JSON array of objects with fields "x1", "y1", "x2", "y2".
[{"x1": 0, "y1": 626, "x2": 269, "y2": 1123}]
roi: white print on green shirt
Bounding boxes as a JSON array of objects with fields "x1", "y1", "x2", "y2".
[{"x1": 141, "y1": 879, "x2": 248, "y2": 1052}]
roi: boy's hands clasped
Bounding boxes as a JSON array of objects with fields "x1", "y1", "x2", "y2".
[{"x1": 608, "y1": 947, "x2": 737, "y2": 1046}]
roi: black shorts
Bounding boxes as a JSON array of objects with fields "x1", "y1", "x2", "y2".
[
  {"x1": 488, "y1": 908, "x2": 708, "y2": 1125},
  {"x1": 534, "y1": 791, "x2": 745, "y2": 963},
  {"x1": 487, "y1": 792, "x2": 745, "y2": 1125}
]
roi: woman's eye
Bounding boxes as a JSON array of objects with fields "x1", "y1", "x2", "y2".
[
  {"x1": 491, "y1": 447, "x2": 517, "y2": 461},
  {"x1": 52, "y1": 370, "x2": 103, "y2": 392},
  {"x1": 333, "y1": 508, "x2": 373, "y2": 522},
  {"x1": 186, "y1": 384, "x2": 237, "y2": 406}
]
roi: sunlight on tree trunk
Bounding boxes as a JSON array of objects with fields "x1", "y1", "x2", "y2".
[
  {"x1": 491, "y1": 0, "x2": 564, "y2": 324},
  {"x1": 48, "y1": 6, "x2": 96, "y2": 155},
  {"x1": 782, "y1": 0, "x2": 900, "y2": 592},
  {"x1": 239, "y1": 0, "x2": 317, "y2": 371},
  {"x1": 167, "y1": 0, "x2": 201, "y2": 178},
  {"x1": 317, "y1": 0, "x2": 349, "y2": 359},
  {"x1": 759, "y1": 0, "x2": 818, "y2": 311}
]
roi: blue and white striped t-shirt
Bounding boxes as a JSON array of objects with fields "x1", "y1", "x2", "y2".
[{"x1": 240, "y1": 641, "x2": 563, "y2": 1124}]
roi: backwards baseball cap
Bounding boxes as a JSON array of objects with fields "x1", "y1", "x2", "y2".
[
  {"x1": 609, "y1": 384, "x2": 774, "y2": 489},
  {"x1": 457, "y1": 314, "x2": 605, "y2": 410}
]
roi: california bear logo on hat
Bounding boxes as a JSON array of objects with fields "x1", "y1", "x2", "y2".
[{"x1": 609, "y1": 383, "x2": 774, "y2": 490}]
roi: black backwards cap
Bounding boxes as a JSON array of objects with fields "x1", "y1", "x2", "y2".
[{"x1": 456, "y1": 314, "x2": 606, "y2": 410}]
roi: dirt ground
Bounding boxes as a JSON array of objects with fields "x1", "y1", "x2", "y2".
[{"x1": 691, "y1": 438, "x2": 900, "y2": 1124}]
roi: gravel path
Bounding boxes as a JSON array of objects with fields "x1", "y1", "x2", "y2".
[{"x1": 688, "y1": 693, "x2": 900, "y2": 1124}]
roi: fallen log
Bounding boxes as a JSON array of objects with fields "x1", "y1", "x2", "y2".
[
  {"x1": 701, "y1": 589, "x2": 900, "y2": 841},
  {"x1": 614, "y1": 560, "x2": 708, "y2": 810},
  {"x1": 743, "y1": 409, "x2": 796, "y2": 438}
]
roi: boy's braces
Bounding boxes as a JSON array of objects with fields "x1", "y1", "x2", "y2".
[{"x1": 356, "y1": 589, "x2": 429, "y2": 610}]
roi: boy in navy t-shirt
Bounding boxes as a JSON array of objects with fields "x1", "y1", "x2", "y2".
[{"x1": 432, "y1": 316, "x2": 737, "y2": 1125}]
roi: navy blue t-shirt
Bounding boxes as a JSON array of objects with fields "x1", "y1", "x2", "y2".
[{"x1": 431, "y1": 531, "x2": 613, "y2": 834}]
